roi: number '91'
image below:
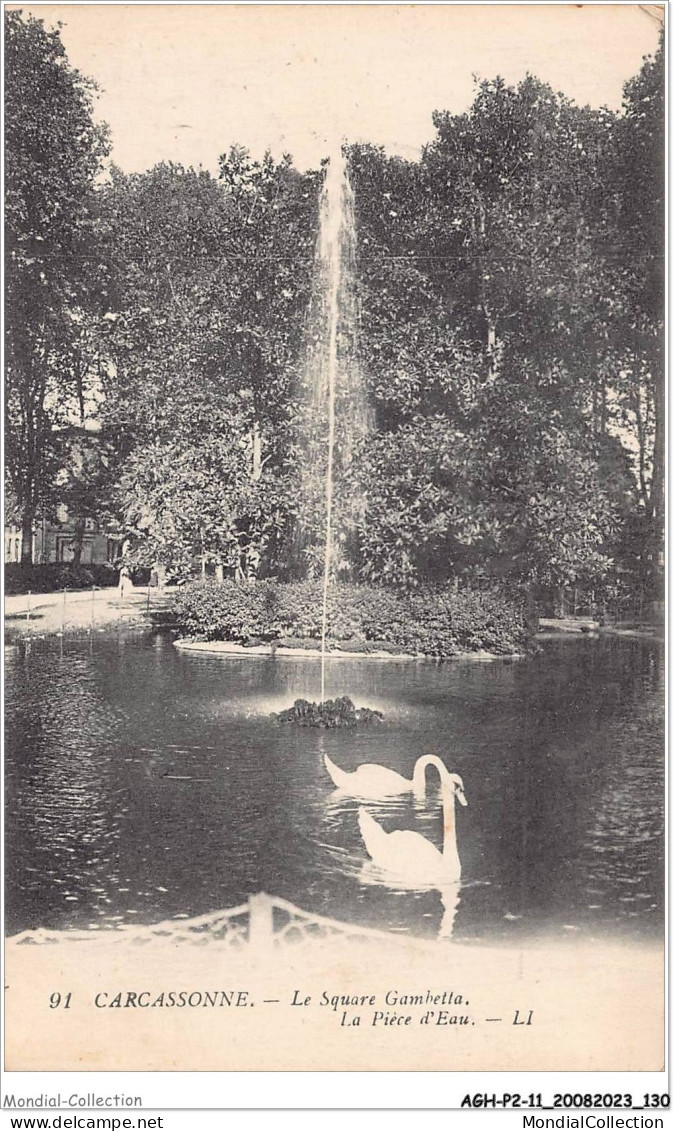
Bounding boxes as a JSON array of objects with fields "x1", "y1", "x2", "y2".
[{"x1": 49, "y1": 992, "x2": 72, "y2": 1009}]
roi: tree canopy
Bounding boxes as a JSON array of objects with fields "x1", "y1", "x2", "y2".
[{"x1": 5, "y1": 9, "x2": 109, "y2": 559}]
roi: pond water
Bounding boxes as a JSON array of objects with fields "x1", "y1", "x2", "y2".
[{"x1": 5, "y1": 630, "x2": 664, "y2": 944}]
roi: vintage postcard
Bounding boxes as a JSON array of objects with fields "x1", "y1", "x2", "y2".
[{"x1": 3, "y1": 0, "x2": 665, "y2": 1086}]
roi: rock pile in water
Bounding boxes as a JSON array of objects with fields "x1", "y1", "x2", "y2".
[{"x1": 275, "y1": 696, "x2": 383, "y2": 728}]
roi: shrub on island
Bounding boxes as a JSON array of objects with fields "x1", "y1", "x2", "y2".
[{"x1": 169, "y1": 579, "x2": 529, "y2": 657}]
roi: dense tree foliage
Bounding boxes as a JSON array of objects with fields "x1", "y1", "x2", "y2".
[
  {"x1": 5, "y1": 11, "x2": 664, "y2": 610},
  {"x1": 5, "y1": 10, "x2": 109, "y2": 560},
  {"x1": 347, "y1": 56, "x2": 664, "y2": 601},
  {"x1": 602, "y1": 33, "x2": 665, "y2": 596},
  {"x1": 96, "y1": 153, "x2": 318, "y2": 577}
]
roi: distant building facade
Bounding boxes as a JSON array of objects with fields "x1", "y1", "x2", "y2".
[
  {"x1": 5, "y1": 420, "x2": 122, "y2": 568},
  {"x1": 4, "y1": 509, "x2": 120, "y2": 566}
]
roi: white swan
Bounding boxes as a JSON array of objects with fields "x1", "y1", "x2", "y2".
[
  {"x1": 358, "y1": 774, "x2": 467, "y2": 887},
  {"x1": 324, "y1": 752, "x2": 452, "y2": 799}
]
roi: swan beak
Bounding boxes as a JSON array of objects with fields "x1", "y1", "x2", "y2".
[{"x1": 456, "y1": 785, "x2": 468, "y2": 807}]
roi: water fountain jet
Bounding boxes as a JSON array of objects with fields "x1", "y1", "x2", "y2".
[{"x1": 282, "y1": 142, "x2": 375, "y2": 725}]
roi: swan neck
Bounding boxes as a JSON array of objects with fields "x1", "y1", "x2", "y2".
[
  {"x1": 412, "y1": 754, "x2": 449, "y2": 792},
  {"x1": 441, "y1": 787, "x2": 458, "y2": 857}
]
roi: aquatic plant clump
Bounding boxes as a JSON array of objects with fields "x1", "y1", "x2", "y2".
[{"x1": 275, "y1": 696, "x2": 383, "y2": 728}]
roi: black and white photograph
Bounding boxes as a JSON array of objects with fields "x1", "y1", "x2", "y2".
[{"x1": 3, "y1": 0, "x2": 666, "y2": 1089}]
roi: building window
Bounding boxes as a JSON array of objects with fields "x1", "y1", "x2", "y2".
[{"x1": 56, "y1": 537, "x2": 72, "y2": 563}]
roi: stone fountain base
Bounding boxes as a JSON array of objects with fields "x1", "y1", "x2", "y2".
[{"x1": 275, "y1": 696, "x2": 383, "y2": 728}]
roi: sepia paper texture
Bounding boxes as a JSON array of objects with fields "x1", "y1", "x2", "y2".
[{"x1": 5, "y1": 932, "x2": 664, "y2": 1072}]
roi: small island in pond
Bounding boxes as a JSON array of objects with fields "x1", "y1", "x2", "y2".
[
  {"x1": 166, "y1": 578, "x2": 532, "y2": 660},
  {"x1": 275, "y1": 696, "x2": 384, "y2": 728}
]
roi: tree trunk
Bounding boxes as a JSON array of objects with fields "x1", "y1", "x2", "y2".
[
  {"x1": 71, "y1": 518, "x2": 86, "y2": 568},
  {"x1": 651, "y1": 359, "x2": 665, "y2": 539},
  {"x1": 251, "y1": 421, "x2": 262, "y2": 483},
  {"x1": 247, "y1": 545, "x2": 261, "y2": 582},
  {"x1": 484, "y1": 310, "x2": 500, "y2": 381},
  {"x1": 525, "y1": 586, "x2": 539, "y2": 633},
  {"x1": 477, "y1": 199, "x2": 500, "y2": 382},
  {"x1": 20, "y1": 511, "x2": 34, "y2": 565},
  {"x1": 599, "y1": 373, "x2": 608, "y2": 437}
]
